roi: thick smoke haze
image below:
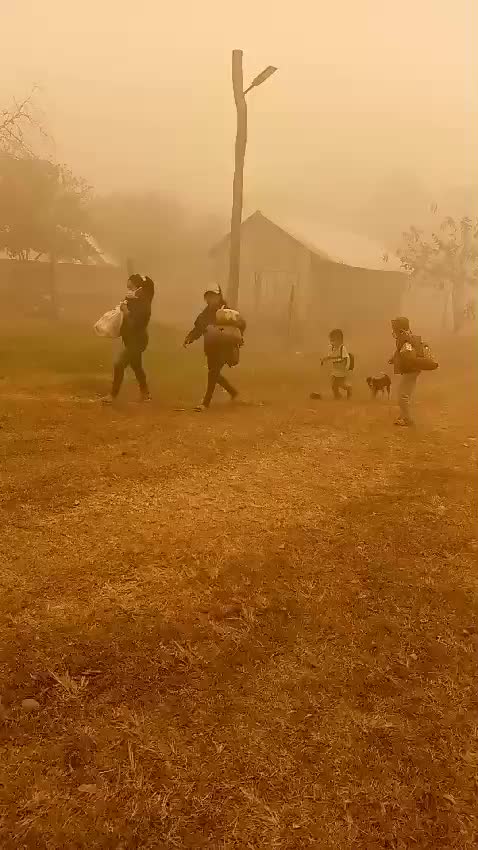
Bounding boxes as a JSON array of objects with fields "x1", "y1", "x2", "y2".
[{"x1": 2, "y1": 0, "x2": 477, "y2": 245}]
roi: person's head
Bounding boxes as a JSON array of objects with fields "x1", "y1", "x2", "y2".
[
  {"x1": 127, "y1": 274, "x2": 154, "y2": 301},
  {"x1": 203, "y1": 286, "x2": 223, "y2": 309},
  {"x1": 391, "y1": 316, "x2": 410, "y2": 338},
  {"x1": 329, "y1": 328, "x2": 344, "y2": 347},
  {"x1": 127, "y1": 273, "x2": 143, "y2": 293}
]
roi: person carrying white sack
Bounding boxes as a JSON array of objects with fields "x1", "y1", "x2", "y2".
[{"x1": 99, "y1": 274, "x2": 155, "y2": 403}]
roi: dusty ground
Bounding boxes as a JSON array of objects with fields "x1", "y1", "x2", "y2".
[{"x1": 1, "y1": 339, "x2": 477, "y2": 849}]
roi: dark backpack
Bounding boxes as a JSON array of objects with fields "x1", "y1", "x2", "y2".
[
  {"x1": 401, "y1": 335, "x2": 438, "y2": 372},
  {"x1": 341, "y1": 346, "x2": 354, "y2": 371}
]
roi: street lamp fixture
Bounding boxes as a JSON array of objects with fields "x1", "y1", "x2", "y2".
[{"x1": 243, "y1": 66, "x2": 278, "y2": 96}]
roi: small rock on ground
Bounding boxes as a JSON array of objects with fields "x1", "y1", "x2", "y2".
[{"x1": 21, "y1": 698, "x2": 40, "y2": 713}]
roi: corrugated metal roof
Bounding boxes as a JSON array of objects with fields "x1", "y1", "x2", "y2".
[
  {"x1": 253, "y1": 212, "x2": 401, "y2": 271},
  {"x1": 211, "y1": 210, "x2": 401, "y2": 272}
]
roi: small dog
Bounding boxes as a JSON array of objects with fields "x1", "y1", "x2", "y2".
[{"x1": 367, "y1": 373, "x2": 391, "y2": 398}]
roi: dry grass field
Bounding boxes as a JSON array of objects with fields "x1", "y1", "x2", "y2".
[{"x1": 1, "y1": 324, "x2": 477, "y2": 848}]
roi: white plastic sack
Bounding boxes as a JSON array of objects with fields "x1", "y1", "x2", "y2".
[
  {"x1": 216, "y1": 308, "x2": 242, "y2": 327},
  {"x1": 94, "y1": 306, "x2": 123, "y2": 338}
]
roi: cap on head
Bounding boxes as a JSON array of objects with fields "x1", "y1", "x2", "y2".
[
  {"x1": 391, "y1": 316, "x2": 410, "y2": 333},
  {"x1": 203, "y1": 285, "x2": 222, "y2": 298}
]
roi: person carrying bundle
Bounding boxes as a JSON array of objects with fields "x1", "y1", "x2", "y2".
[
  {"x1": 99, "y1": 274, "x2": 155, "y2": 404},
  {"x1": 389, "y1": 316, "x2": 438, "y2": 427},
  {"x1": 183, "y1": 287, "x2": 246, "y2": 410}
]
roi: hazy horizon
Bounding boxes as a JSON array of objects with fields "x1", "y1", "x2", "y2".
[{"x1": 2, "y1": 0, "x2": 477, "y2": 243}]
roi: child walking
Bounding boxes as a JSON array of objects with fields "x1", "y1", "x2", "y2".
[{"x1": 321, "y1": 328, "x2": 352, "y2": 399}]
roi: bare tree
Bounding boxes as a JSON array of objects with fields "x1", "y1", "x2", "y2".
[{"x1": 0, "y1": 87, "x2": 45, "y2": 156}]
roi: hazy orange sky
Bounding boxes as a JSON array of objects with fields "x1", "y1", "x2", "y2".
[{"x1": 2, "y1": 0, "x2": 477, "y2": 228}]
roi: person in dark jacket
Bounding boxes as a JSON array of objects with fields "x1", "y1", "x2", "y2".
[
  {"x1": 183, "y1": 287, "x2": 243, "y2": 410},
  {"x1": 103, "y1": 274, "x2": 154, "y2": 403}
]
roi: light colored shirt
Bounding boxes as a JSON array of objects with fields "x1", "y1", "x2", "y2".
[{"x1": 329, "y1": 343, "x2": 349, "y2": 378}]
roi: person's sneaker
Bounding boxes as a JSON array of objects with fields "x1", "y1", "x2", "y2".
[
  {"x1": 309, "y1": 392, "x2": 322, "y2": 400},
  {"x1": 194, "y1": 403, "x2": 208, "y2": 412},
  {"x1": 101, "y1": 394, "x2": 114, "y2": 405},
  {"x1": 139, "y1": 393, "x2": 152, "y2": 403},
  {"x1": 394, "y1": 417, "x2": 413, "y2": 427}
]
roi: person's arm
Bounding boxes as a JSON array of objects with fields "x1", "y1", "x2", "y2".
[
  {"x1": 183, "y1": 311, "x2": 207, "y2": 346},
  {"x1": 389, "y1": 338, "x2": 400, "y2": 364}
]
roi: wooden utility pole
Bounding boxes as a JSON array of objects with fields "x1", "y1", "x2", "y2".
[
  {"x1": 227, "y1": 50, "x2": 247, "y2": 309},
  {"x1": 287, "y1": 281, "x2": 296, "y2": 343}
]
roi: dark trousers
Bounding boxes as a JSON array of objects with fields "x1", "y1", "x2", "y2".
[
  {"x1": 203, "y1": 351, "x2": 237, "y2": 407},
  {"x1": 112, "y1": 340, "x2": 148, "y2": 398}
]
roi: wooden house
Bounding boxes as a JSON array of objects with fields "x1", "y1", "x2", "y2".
[{"x1": 210, "y1": 211, "x2": 405, "y2": 333}]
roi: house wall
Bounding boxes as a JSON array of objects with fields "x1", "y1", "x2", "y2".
[
  {"x1": 212, "y1": 222, "x2": 403, "y2": 335},
  {"x1": 0, "y1": 256, "x2": 233, "y2": 327},
  {"x1": 211, "y1": 220, "x2": 312, "y2": 320},
  {"x1": 309, "y1": 259, "x2": 405, "y2": 334},
  {"x1": 0, "y1": 259, "x2": 124, "y2": 320}
]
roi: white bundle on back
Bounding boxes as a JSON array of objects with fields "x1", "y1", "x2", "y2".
[
  {"x1": 204, "y1": 307, "x2": 246, "y2": 346},
  {"x1": 215, "y1": 308, "x2": 242, "y2": 327}
]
